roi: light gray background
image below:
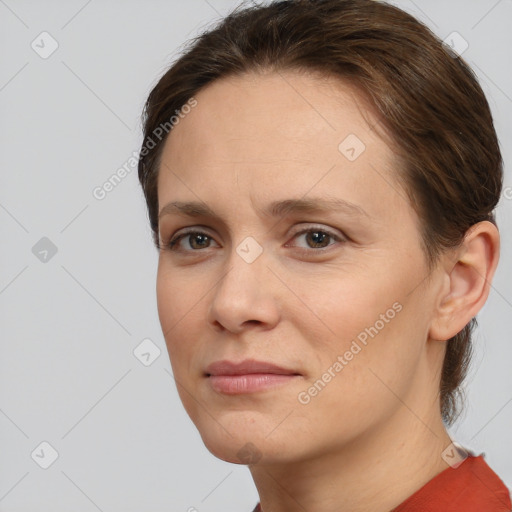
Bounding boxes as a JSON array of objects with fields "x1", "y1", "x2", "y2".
[{"x1": 0, "y1": 1, "x2": 511, "y2": 510}]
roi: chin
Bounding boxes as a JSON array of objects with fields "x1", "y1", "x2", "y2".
[{"x1": 196, "y1": 420, "x2": 287, "y2": 466}]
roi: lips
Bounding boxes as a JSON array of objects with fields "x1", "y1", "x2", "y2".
[
  {"x1": 205, "y1": 358, "x2": 300, "y2": 377},
  {"x1": 205, "y1": 359, "x2": 301, "y2": 394}
]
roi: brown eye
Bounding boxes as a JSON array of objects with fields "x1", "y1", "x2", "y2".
[
  {"x1": 288, "y1": 227, "x2": 344, "y2": 251},
  {"x1": 304, "y1": 230, "x2": 332, "y2": 248},
  {"x1": 168, "y1": 231, "x2": 218, "y2": 251}
]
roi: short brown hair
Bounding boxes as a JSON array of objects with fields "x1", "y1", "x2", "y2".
[{"x1": 137, "y1": 0, "x2": 503, "y2": 425}]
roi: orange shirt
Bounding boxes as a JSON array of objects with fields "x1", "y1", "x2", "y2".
[
  {"x1": 391, "y1": 455, "x2": 511, "y2": 512},
  {"x1": 251, "y1": 455, "x2": 511, "y2": 511}
]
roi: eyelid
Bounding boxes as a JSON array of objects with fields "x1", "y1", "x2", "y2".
[{"x1": 286, "y1": 224, "x2": 345, "y2": 242}]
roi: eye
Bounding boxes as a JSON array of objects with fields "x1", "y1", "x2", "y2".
[
  {"x1": 287, "y1": 226, "x2": 345, "y2": 250},
  {"x1": 165, "y1": 229, "x2": 219, "y2": 252},
  {"x1": 163, "y1": 225, "x2": 345, "y2": 254}
]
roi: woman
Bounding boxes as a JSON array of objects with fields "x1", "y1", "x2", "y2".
[{"x1": 137, "y1": 0, "x2": 511, "y2": 510}]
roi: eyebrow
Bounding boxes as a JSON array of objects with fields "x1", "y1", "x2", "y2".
[{"x1": 158, "y1": 197, "x2": 370, "y2": 221}]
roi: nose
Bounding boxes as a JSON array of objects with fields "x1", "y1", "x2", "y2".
[{"x1": 207, "y1": 244, "x2": 281, "y2": 334}]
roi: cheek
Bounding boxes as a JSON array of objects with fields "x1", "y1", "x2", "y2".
[
  {"x1": 286, "y1": 266, "x2": 397, "y2": 351},
  {"x1": 156, "y1": 262, "x2": 204, "y2": 331},
  {"x1": 288, "y1": 261, "x2": 423, "y2": 388},
  {"x1": 156, "y1": 288, "x2": 210, "y2": 434},
  {"x1": 156, "y1": 266, "x2": 201, "y2": 366}
]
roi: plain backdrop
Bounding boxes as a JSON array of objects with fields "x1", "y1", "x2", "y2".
[{"x1": 1, "y1": 0, "x2": 511, "y2": 510}]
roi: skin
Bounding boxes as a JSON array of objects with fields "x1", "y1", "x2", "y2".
[{"x1": 155, "y1": 69, "x2": 500, "y2": 512}]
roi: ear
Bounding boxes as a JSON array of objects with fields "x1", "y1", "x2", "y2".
[{"x1": 429, "y1": 221, "x2": 500, "y2": 342}]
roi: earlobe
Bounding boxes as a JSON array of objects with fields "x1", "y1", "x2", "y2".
[{"x1": 429, "y1": 221, "x2": 500, "y2": 342}]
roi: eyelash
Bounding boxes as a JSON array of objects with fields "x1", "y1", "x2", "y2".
[{"x1": 164, "y1": 226, "x2": 345, "y2": 254}]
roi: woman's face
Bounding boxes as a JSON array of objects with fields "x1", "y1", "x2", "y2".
[{"x1": 156, "y1": 70, "x2": 444, "y2": 465}]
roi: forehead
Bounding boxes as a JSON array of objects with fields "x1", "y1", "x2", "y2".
[
  {"x1": 163, "y1": 70, "x2": 384, "y2": 161},
  {"x1": 157, "y1": 69, "x2": 409, "y2": 224}
]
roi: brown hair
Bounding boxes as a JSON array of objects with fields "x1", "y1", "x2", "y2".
[{"x1": 137, "y1": 0, "x2": 503, "y2": 425}]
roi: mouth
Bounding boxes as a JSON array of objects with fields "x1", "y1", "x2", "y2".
[{"x1": 204, "y1": 359, "x2": 302, "y2": 394}]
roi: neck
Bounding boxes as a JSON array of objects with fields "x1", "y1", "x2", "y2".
[{"x1": 250, "y1": 398, "x2": 452, "y2": 512}]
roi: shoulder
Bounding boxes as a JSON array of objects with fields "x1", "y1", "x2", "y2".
[{"x1": 393, "y1": 455, "x2": 511, "y2": 512}]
